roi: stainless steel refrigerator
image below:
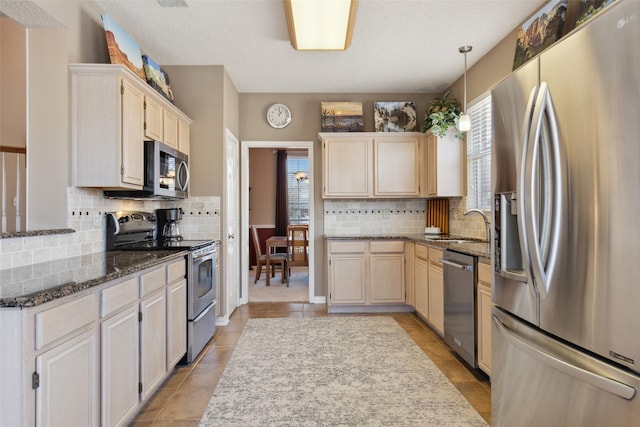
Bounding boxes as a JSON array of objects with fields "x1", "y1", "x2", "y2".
[{"x1": 491, "y1": 1, "x2": 640, "y2": 424}]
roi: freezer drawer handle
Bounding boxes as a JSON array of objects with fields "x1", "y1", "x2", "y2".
[
  {"x1": 439, "y1": 258, "x2": 473, "y2": 271},
  {"x1": 493, "y1": 314, "x2": 636, "y2": 400}
]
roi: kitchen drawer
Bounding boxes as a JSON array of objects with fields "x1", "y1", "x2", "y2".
[
  {"x1": 167, "y1": 258, "x2": 186, "y2": 284},
  {"x1": 140, "y1": 266, "x2": 166, "y2": 298},
  {"x1": 370, "y1": 241, "x2": 404, "y2": 253},
  {"x1": 429, "y1": 247, "x2": 444, "y2": 263},
  {"x1": 35, "y1": 293, "x2": 97, "y2": 350},
  {"x1": 101, "y1": 276, "x2": 138, "y2": 318},
  {"x1": 478, "y1": 261, "x2": 492, "y2": 284},
  {"x1": 415, "y1": 243, "x2": 429, "y2": 260},
  {"x1": 329, "y1": 241, "x2": 367, "y2": 253}
]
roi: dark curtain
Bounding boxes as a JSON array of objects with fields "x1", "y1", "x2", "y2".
[{"x1": 275, "y1": 150, "x2": 289, "y2": 240}]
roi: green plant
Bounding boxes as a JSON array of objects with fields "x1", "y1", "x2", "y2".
[{"x1": 419, "y1": 90, "x2": 463, "y2": 138}]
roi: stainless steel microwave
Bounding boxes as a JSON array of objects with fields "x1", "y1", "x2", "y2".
[{"x1": 104, "y1": 141, "x2": 189, "y2": 200}]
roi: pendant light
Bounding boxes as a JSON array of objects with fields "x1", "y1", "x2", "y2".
[{"x1": 458, "y1": 45, "x2": 472, "y2": 132}]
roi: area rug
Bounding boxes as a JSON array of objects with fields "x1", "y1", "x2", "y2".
[
  {"x1": 199, "y1": 317, "x2": 488, "y2": 426},
  {"x1": 248, "y1": 267, "x2": 309, "y2": 302}
]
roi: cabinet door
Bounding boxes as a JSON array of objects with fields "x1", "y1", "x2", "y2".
[
  {"x1": 167, "y1": 279, "x2": 187, "y2": 369},
  {"x1": 144, "y1": 96, "x2": 163, "y2": 141},
  {"x1": 428, "y1": 259, "x2": 444, "y2": 336},
  {"x1": 424, "y1": 130, "x2": 462, "y2": 197},
  {"x1": 405, "y1": 242, "x2": 415, "y2": 307},
  {"x1": 477, "y1": 261, "x2": 493, "y2": 376},
  {"x1": 140, "y1": 291, "x2": 167, "y2": 401},
  {"x1": 101, "y1": 306, "x2": 139, "y2": 427},
  {"x1": 163, "y1": 110, "x2": 179, "y2": 149},
  {"x1": 322, "y1": 136, "x2": 372, "y2": 198},
  {"x1": 36, "y1": 330, "x2": 99, "y2": 427},
  {"x1": 328, "y1": 253, "x2": 367, "y2": 304},
  {"x1": 425, "y1": 133, "x2": 438, "y2": 196},
  {"x1": 121, "y1": 78, "x2": 145, "y2": 187},
  {"x1": 374, "y1": 136, "x2": 421, "y2": 196},
  {"x1": 178, "y1": 119, "x2": 190, "y2": 155},
  {"x1": 414, "y1": 256, "x2": 429, "y2": 319},
  {"x1": 370, "y1": 253, "x2": 405, "y2": 303}
]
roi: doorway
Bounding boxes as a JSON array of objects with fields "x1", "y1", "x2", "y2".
[{"x1": 240, "y1": 140, "x2": 315, "y2": 306}]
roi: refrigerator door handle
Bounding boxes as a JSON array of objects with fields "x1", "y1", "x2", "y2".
[
  {"x1": 518, "y1": 86, "x2": 538, "y2": 289},
  {"x1": 525, "y1": 82, "x2": 565, "y2": 300},
  {"x1": 493, "y1": 314, "x2": 636, "y2": 401}
]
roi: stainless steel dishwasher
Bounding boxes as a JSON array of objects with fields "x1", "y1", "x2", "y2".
[{"x1": 441, "y1": 250, "x2": 477, "y2": 368}]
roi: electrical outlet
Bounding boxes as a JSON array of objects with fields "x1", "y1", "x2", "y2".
[{"x1": 93, "y1": 213, "x2": 102, "y2": 227}]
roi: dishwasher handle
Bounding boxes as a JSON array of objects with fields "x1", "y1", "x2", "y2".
[{"x1": 439, "y1": 258, "x2": 474, "y2": 271}]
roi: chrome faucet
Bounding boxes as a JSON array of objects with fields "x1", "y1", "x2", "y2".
[{"x1": 463, "y1": 209, "x2": 491, "y2": 242}]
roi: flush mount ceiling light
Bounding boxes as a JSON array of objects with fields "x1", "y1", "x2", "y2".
[
  {"x1": 458, "y1": 45, "x2": 472, "y2": 132},
  {"x1": 283, "y1": 0, "x2": 358, "y2": 51}
]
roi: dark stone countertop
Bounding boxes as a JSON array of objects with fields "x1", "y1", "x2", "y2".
[
  {"x1": 0, "y1": 250, "x2": 187, "y2": 308},
  {"x1": 324, "y1": 234, "x2": 491, "y2": 259}
]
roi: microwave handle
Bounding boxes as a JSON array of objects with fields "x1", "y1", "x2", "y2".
[{"x1": 177, "y1": 160, "x2": 190, "y2": 191}]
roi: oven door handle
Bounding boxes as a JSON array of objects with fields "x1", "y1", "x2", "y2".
[{"x1": 192, "y1": 301, "x2": 215, "y2": 322}]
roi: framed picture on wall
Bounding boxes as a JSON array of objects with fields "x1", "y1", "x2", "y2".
[
  {"x1": 512, "y1": 0, "x2": 568, "y2": 70},
  {"x1": 320, "y1": 102, "x2": 364, "y2": 132},
  {"x1": 374, "y1": 102, "x2": 417, "y2": 132},
  {"x1": 101, "y1": 14, "x2": 145, "y2": 80}
]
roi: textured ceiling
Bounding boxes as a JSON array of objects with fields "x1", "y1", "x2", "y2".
[{"x1": 3, "y1": 0, "x2": 545, "y2": 93}]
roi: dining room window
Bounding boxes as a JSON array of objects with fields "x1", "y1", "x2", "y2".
[{"x1": 287, "y1": 153, "x2": 309, "y2": 224}]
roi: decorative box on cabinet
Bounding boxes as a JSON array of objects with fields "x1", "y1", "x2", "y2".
[
  {"x1": 320, "y1": 132, "x2": 422, "y2": 198},
  {"x1": 70, "y1": 64, "x2": 192, "y2": 190},
  {"x1": 422, "y1": 129, "x2": 462, "y2": 198}
]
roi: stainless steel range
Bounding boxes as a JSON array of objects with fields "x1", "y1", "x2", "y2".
[{"x1": 106, "y1": 211, "x2": 216, "y2": 364}]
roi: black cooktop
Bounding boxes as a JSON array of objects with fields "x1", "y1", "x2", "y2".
[{"x1": 116, "y1": 239, "x2": 215, "y2": 251}]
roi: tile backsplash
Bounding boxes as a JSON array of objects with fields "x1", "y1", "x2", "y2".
[
  {"x1": 0, "y1": 187, "x2": 220, "y2": 269},
  {"x1": 323, "y1": 199, "x2": 427, "y2": 236}
]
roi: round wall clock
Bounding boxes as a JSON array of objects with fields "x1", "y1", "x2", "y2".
[{"x1": 266, "y1": 103, "x2": 292, "y2": 128}]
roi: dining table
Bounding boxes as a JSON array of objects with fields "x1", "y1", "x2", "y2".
[{"x1": 265, "y1": 235, "x2": 288, "y2": 286}]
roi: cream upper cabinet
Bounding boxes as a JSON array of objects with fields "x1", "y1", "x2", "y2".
[
  {"x1": 427, "y1": 247, "x2": 444, "y2": 337},
  {"x1": 321, "y1": 132, "x2": 423, "y2": 198},
  {"x1": 144, "y1": 96, "x2": 163, "y2": 142},
  {"x1": 374, "y1": 135, "x2": 421, "y2": 196},
  {"x1": 322, "y1": 135, "x2": 372, "y2": 198},
  {"x1": 70, "y1": 64, "x2": 192, "y2": 190},
  {"x1": 163, "y1": 109, "x2": 179, "y2": 149},
  {"x1": 422, "y1": 129, "x2": 462, "y2": 198},
  {"x1": 477, "y1": 260, "x2": 493, "y2": 376},
  {"x1": 178, "y1": 119, "x2": 190, "y2": 156}
]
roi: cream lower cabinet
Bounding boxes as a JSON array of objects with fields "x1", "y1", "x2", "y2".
[
  {"x1": 369, "y1": 241, "x2": 405, "y2": 304},
  {"x1": 427, "y1": 248, "x2": 444, "y2": 336},
  {"x1": 414, "y1": 244, "x2": 429, "y2": 320},
  {"x1": 321, "y1": 133, "x2": 422, "y2": 198},
  {"x1": 404, "y1": 242, "x2": 415, "y2": 307},
  {"x1": 167, "y1": 259, "x2": 187, "y2": 369},
  {"x1": 477, "y1": 260, "x2": 493, "y2": 376},
  {"x1": 0, "y1": 256, "x2": 187, "y2": 427},
  {"x1": 36, "y1": 328, "x2": 99, "y2": 427},
  {"x1": 327, "y1": 240, "x2": 407, "y2": 311},
  {"x1": 327, "y1": 241, "x2": 367, "y2": 304}
]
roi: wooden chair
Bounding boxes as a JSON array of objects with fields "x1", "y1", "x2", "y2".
[
  {"x1": 250, "y1": 226, "x2": 288, "y2": 285},
  {"x1": 287, "y1": 224, "x2": 309, "y2": 267}
]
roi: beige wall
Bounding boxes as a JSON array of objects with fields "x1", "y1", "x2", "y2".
[
  {"x1": 248, "y1": 148, "x2": 276, "y2": 226},
  {"x1": 1, "y1": 17, "x2": 27, "y2": 149}
]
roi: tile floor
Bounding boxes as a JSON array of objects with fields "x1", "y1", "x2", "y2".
[{"x1": 130, "y1": 303, "x2": 491, "y2": 426}]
